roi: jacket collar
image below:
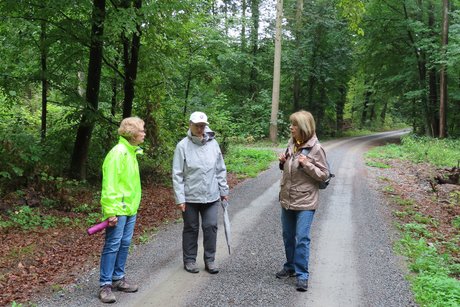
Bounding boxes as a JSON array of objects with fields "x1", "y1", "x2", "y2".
[
  {"x1": 119, "y1": 136, "x2": 143, "y2": 155},
  {"x1": 289, "y1": 134, "x2": 318, "y2": 149}
]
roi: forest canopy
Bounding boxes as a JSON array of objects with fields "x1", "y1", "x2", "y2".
[{"x1": 1, "y1": 0, "x2": 459, "y2": 192}]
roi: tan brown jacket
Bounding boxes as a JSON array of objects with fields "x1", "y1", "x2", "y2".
[{"x1": 279, "y1": 135, "x2": 329, "y2": 211}]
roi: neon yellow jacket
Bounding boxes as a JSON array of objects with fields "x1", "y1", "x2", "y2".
[{"x1": 100, "y1": 137, "x2": 142, "y2": 220}]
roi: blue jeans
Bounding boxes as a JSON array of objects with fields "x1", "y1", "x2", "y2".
[
  {"x1": 281, "y1": 208, "x2": 315, "y2": 281},
  {"x1": 99, "y1": 215, "x2": 136, "y2": 286}
]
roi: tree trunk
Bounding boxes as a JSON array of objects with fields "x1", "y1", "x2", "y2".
[
  {"x1": 439, "y1": 0, "x2": 449, "y2": 138},
  {"x1": 70, "y1": 0, "x2": 106, "y2": 180},
  {"x1": 427, "y1": 0, "x2": 439, "y2": 137},
  {"x1": 336, "y1": 85, "x2": 346, "y2": 134},
  {"x1": 122, "y1": 0, "x2": 142, "y2": 119},
  {"x1": 241, "y1": 0, "x2": 247, "y2": 51},
  {"x1": 316, "y1": 79, "x2": 326, "y2": 133},
  {"x1": 249, "y1": 0, "x2": 260, "y2": 97},
  {"x1": 380, "y1": 99, "x2": 388, "y2": 125},
  {"x1": 269, "y1": 0, "x2": 283, "y2": 143},
  {"x1": 293, "y1": 0, "x2": 304, "y2": 112},
  {"x1": 40, "y1": 20, "x2": 48, "y2": 142},
  {"x1": 361, "y1": 88, "x2": 371, "y2": 127}
]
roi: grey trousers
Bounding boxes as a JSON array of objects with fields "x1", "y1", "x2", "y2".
[{"x1": 182, "y1": 201, "x2": 219, "y2": 264}]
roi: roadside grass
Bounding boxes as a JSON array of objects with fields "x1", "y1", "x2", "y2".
[
  {"x1": 366, "y1": 134, "x2": 460, "y2": 168},
  {"x1": 395, "y1": 235, "x2": 460, "y2": 306},
  {"x1": 225, "y1": 146, "x2": 277, "y2": 178},
  {"x1": 367, "y1": 135, "x2": 460, "y2": 307}
]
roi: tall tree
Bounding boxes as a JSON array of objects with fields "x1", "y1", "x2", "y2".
[
  {"x1": 293, "y1": 0, "x2": 304, "y2": 111},
  {"x1": 70, "y1": 0, "x2": 106, "y2": 179},
  {"x1": 121, "y1": 0, "x2": 142, "y2": 119},
  {"x1": 40, "y1": 20, "x2": 48, "y2": 141},
  {"x1": 249, "y1": 0, "x2": 260, "y2": 97},
  {"x1": 270, "y1": 0, "x2": 283, "y2": 142},
  {"x1": 439, "y1": 0, "x2": 449, "y2": 138}
]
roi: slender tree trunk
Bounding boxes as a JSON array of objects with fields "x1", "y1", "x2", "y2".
[
  {"x1": 249, "y1": 0, "x2": 260, "y2": 97},
  {"x1": 361, "y1": 88, "x2": 371, "y2": 127},
  {"x1": 380, "y1": 99, "x2": 388, "y2": 125},
  {"x1": 241, "y1": 0, "x2": 247, "y2": 51},
  {"x1": 293, "y1": 0, "x2": 304, "y2": 112},
  {"x1": 337, "y1": 85, "x2": 346, "y2": 134},
  {"x1": 426, "y1": 0, "x2": 439, "y2": 136},
  {"x1": 269, "y1": 0, "x2": 283, "y2": 143},
  {"x1": 122, "y1": 0, "x2": 142, "y2": 119},
  {"x1": 183, "y1": 67, "x2": 192, "y2": 116},
  {"x1": 70, "y1": 0, "x2": 106, "y2": 180},
  {"x1": 369, "y1": 102, "x2": 376, "y2": 122},
  {"x1": 439, "y1": 0, "x2": 449, "y2": 138},
  {"x1": 316, "y1": 79, "x2": 326, "y2": 133},
  {"x1": 307, "y1": 73, "x2": 315, "y2": 110},
  {"x1": 111, "y1": 77, "x2": 118, "y2": 116},
  {"x1": 40, "y1": 20, "x2": 48, "y2": 142}
]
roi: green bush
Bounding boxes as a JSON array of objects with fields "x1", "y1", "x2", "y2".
[
  {"x1": 225, "y1": 147, "x2": 276, "y2": 178},
  {"x1": 2, "y1": 206, "x2": 58, "y2": 230}
]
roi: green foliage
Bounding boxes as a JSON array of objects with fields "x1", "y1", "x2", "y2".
[
  {"x1": 225, "y1": 147, "x2": 276, "y2": 178},
  {"x1": 395, "y1": 225, "x2": 460, "y2": 307},
  {"x1": 1, "y1": 206, "x2": 58, "y2": 230},
  {"x1": 366, "y1": 134, "x2": 460, "y2": 168},
  {"x1": 393, "y1": 196, "x2": 415, "y2": 207},
  {"x1": 452, "y1": 216, "x2": 460, "y2": 230},
  {"x1": 365, "y1": 160, "x2": 390, "y2": 168},
  {"x1": 86, "y1": 212, "x2": 102, "y2": 227},
  {"x1": 412, "y1": 274, "x2": 460, "y2": 307},
  {"x1": 400, "y1": 223, "x2": 432, "y2": 238}
]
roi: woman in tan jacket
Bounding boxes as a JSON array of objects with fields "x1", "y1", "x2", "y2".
[{"x1": 276, "y1": 110, "x2": 329, "y2": 292}]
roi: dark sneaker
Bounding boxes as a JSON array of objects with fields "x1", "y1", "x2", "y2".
[
  {"x1": 112, "y1": 277, "x2": 138, "y2": 293},
  {"x1": 99, "y1": 285, "x2": 116, "y2": 303},
  {"x1": 276, "y1": 268, "x2": 296, "y2": 279},
  {"x1": 205, "y1": 261, "x2": 219, "y2": 274},
  {"x1": 296, "y1": 278, "x2": 308, "y2": 292},
  {"x1": 184, "y1": 262, "x2": 199, "y2": 273}
]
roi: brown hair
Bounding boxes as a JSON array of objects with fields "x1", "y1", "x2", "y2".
[
  {"x1": 118, "y1": 117, "x2": 144, "y2": 141},
  {"x1": 289, "y1": 110, "x2": 316, "y2": 141}
]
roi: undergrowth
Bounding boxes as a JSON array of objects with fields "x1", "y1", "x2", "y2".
[
  {"x1": 225, "y1": 146, "x2": 276, "y2": 178},
  {"x1": 367, "y1": 134, "x2": 460, "y2": 307}
]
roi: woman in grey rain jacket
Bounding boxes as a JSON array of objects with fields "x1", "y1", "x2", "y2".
[{"x1": 172, "y1": 111, "x2": 229, "y2": 274}]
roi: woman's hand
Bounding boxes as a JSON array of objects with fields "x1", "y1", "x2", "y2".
[
  {"x1": 108, "y1": 216, "x2": 118, "y2": 227},
  {"x1": 278, "y1": 153, "x2": 287, "y2": 163},
  {"x1": 178, "y1": 203, "x2": 186, "y2": 212},
  {"x1": 298, "y1": 154, "x2": 311, "y2": 167}
]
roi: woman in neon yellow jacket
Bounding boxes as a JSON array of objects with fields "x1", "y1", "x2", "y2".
[{"x1": 98, "y1": 117, "x2": 145, "y2": 304}]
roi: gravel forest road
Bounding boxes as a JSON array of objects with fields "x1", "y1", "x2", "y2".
[{"x1": 38, "y1": 130, "x2": 416, "y2": 307}]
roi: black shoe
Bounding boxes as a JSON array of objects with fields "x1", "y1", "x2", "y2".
[
  {"x1": 276, "y1": 268, "x2": 296, "y2": 279},
  {"x1": 205, "y1": 261, "x2": 219, "y2": 274},
  {"x1": 296, "y1": 278, "x2": 308, "y2": 292},
  {"x1": 184, "y1": 262, "x2": 199, "y2": 273}
]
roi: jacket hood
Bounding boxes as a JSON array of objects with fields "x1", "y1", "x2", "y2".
[{"x1": 187, "y1": 126, "x2": 215, "y2": 145}]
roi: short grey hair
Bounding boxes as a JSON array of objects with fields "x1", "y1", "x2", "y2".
[{"x1": 118, "y1": 117, "x2": 144, "y2": 140}]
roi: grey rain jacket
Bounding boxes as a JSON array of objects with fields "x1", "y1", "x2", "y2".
[{"x1": 172, "y1": 127, "x2": 229, "y2": 205}]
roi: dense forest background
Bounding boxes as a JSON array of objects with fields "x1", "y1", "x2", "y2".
[{"x1": 1, "y1": 0, "x2": 459, "y2": 195}]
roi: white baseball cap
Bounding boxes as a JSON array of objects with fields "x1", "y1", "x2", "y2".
[{"x1": 189, "y1": 111, "x2": 209, "y2": 125}]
